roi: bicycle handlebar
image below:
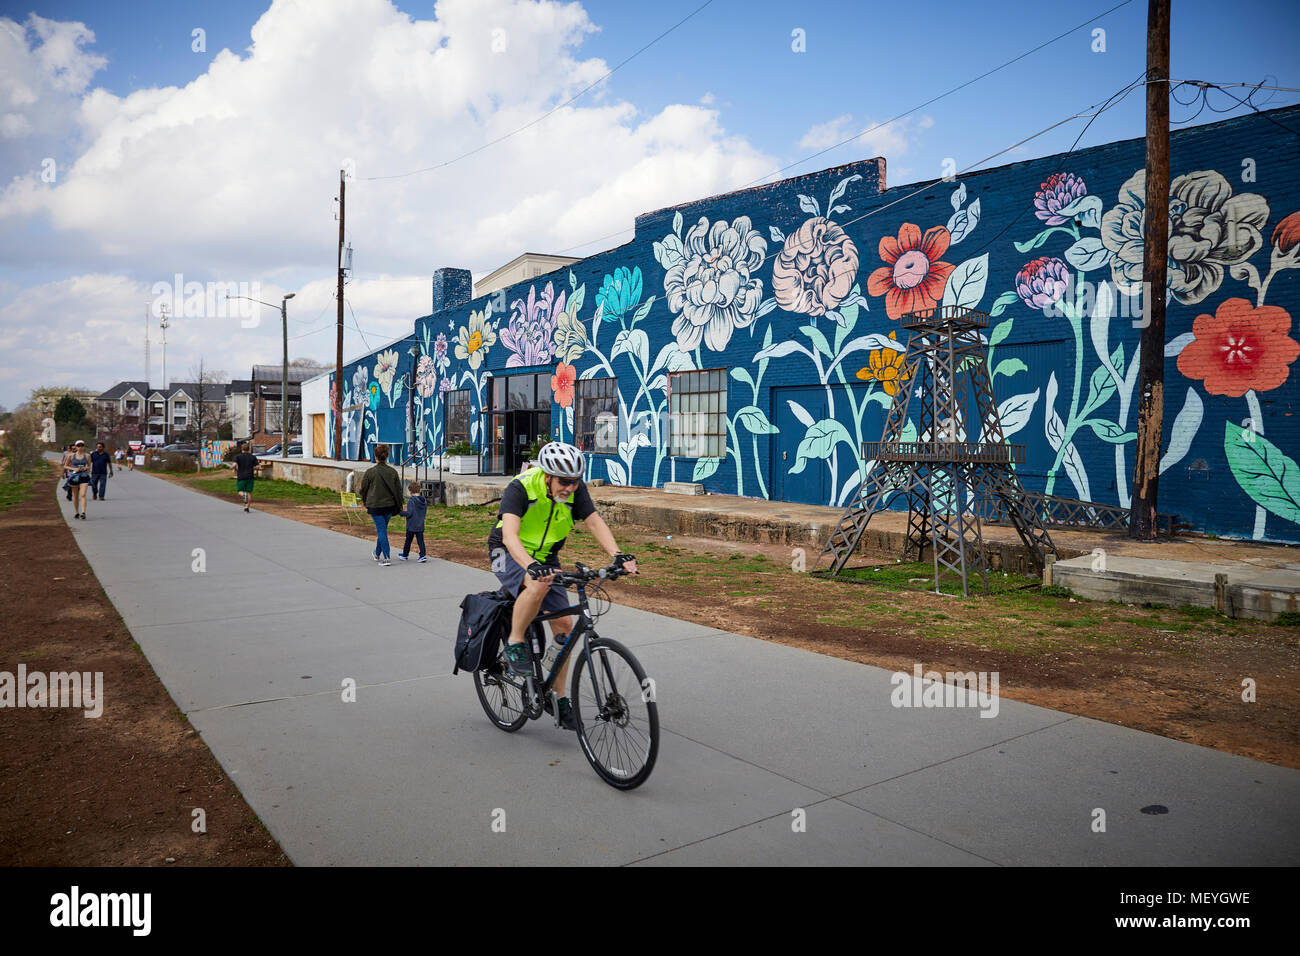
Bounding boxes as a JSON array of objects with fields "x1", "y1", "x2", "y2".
[{"x1": 548, "y1": 561, "x2": 635, "y2": 587}]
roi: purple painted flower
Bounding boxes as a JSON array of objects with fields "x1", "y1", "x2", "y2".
[
  {"x1": 438, "y1": 376, "x2": 454, "y2": 394},
  {"x1": 433, "y1": 332, "x2": 450, "y2": 371},
  {"x1": 501, "y1": 282, "x2": 565, "y2": 367},
  {"x1": 1016, "y1": 257, "x2": 1070, "y2": 310},
  {"x1": 1034, "y1": 172, "x2": 1087, "y2": 225}
]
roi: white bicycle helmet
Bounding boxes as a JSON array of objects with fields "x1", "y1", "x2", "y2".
[{"x1": 537, "y1": 441, "x2": 584, "y2": 479}]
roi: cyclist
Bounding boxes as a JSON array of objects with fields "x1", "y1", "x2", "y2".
[{"x1": 488, "y1": 441, "x2": 637, "y2": 730}]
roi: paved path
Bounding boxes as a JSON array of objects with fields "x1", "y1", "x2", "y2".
[{"x1": 56, "y1": 462, "x2": 1300, "y2": 865}]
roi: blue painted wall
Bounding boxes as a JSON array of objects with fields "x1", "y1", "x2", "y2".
[{"x1": 335, "y1": 106, "x2": 1300, "y2": 543}]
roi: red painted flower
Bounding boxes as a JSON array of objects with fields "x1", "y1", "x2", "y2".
[
  {"x1": 551, "y1": 362, "x2": 576, "y2": 408},
  {"x1": 866, "y1": 223, "x2": 956, "y2": 320},
  {"x1": 1177, "y1": 297, "x2": 1299, "y2": 396}
]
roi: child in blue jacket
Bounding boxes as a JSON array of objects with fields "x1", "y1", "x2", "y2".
[{"x1": 398, "y1": 481, "x2": 428, "y2": 562}]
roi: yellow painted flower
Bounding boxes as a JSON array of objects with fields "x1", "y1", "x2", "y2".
[
  {"x1": 455, "y1": 310, "x2": 497, "y2": 370},
  {"x1": 856, "y1": 333, "x2": 910, "y2": 395}
]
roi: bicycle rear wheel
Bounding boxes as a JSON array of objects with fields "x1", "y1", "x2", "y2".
[
  {"x1": 571, "y1": 637, "x2": 658, "y2": 790},
  {"x1": 474, "y1": 644, "x2": 528, "y2": 732}
]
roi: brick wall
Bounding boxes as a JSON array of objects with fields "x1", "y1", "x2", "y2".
[{"x1": 335, "y1": 106, "x2": 1300, "y2": 543}]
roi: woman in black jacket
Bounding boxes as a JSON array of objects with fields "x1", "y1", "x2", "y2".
[{"x1": 359, "y1": 443, "x2": 403, "y2": 566}]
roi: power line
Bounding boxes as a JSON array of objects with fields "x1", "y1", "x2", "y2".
[
  {"x1": 363, "y1": 0, "x2": 717, "y2": 181},
  {"x1": 734, "y1": 0, "x2": 1137, "y2": 189},
  {"x1": 490, "y1": 0, "x2": 1140, "y2": 266}
]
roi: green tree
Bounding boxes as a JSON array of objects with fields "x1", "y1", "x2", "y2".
[{"x1": 53, "y1": 394, "x2": 87, "y2": 426}]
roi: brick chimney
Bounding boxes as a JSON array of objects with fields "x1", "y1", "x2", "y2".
[{"x1": 432, "y1": 268, "x2": 472, "y2": 315}]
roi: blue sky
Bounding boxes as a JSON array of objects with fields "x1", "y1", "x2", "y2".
[
  {"x1": 0, "y1": 0, "x2": 1297, "y2": 407},
  {"x1": 15, "y1": 0, "x2": 1299, "y2": 182}
]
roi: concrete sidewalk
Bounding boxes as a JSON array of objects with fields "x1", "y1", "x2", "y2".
[{"x1": 56, "y1": 461, "x2": 1300, "y2": 865}]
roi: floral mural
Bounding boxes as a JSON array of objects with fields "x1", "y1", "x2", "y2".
[{"x1": 337, "y1": 105, "x2": 1300, "y2": 543}]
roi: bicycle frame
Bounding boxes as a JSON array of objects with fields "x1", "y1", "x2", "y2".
[{"x1": 508, "y1": 580, "x2": 616, "y2": 723}]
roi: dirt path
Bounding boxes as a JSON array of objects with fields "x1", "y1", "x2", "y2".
[{"x1": 0, "y1": 464, "x2": 288, "y2": 865}]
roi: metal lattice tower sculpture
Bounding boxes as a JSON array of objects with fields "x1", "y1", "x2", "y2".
[{"x1": 817, "y1": 305, "x2": 1058, "y2": 595}]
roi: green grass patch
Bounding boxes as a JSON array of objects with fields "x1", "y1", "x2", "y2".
[
  {"x1": 1272, "y1": 611, "x2": 1300, "y2": 626},
  {"x1": 194, "y1": 474, "x2": 339, "y2": 503},
  {"x1": 839, "y1": 561, "x2": 1039, "y2": 597},
  {"x1": 0, "y1": 462, "x2": 48, "y2": 511},
  {"x1": 1178, "y1": 605, "x2": 1219, "y2": 620},
  {"x1": 1038, "y1": 584, "x2": 1074, "y2": 598}
]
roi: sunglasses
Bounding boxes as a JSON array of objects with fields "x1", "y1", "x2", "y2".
[{"x1": 550, "y1": 477, "x2": 580, "y2": 489}]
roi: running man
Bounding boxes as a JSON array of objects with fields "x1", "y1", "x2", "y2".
[{"x1": 232, "y1": 442, "x2": 259, "y2": 512}]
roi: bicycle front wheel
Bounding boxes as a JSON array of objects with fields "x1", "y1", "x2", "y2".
[
  {"x1": 571, "y1": 637, "x2": 659, "y2": 790},
  {"x1": 474, "y1": 645, "x2": 528, "y2": 732}
]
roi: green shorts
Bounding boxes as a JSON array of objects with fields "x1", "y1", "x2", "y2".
[{"x1": 236, "y1": 478, "x2": 255, "y2": 493}]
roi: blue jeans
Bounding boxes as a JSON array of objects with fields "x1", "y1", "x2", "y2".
[
  {"x1": 90, "y1": 473, "x2": 108, "y2": 498},
  {"x1": 371, "y1": 513, "x2": 392, "y2": 558},
  {"x1": 402, "y1": 532, "x2": 425, "y2": 557}
]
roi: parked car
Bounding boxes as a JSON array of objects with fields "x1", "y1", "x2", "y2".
[
  {"x1": 263, "y1": 443, "x2": 303, "y2": 457},
  {"x1": 161, "y1": 443, "x2": 199, "y2": 456}
]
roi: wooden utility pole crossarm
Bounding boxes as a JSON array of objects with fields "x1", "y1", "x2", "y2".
[{"x1": 1130, "y1": 0, "x2": 1170, "y2": 540}]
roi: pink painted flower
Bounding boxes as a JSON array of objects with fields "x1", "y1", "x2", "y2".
[
  {"x1": 415, "y1": 355, "x2": 437, "y2": 398},
  {"x1": 1034, "y1": 172, "x2": 1087, "y2": 225},
  {"x1": 771, "y1": 217, "x2": 859, "y2": 317},
  {"x1": 1016, "y1": 257, "x2": 1071, "y2": 311}
]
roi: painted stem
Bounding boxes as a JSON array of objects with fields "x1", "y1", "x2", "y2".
[{"x1": 1247, "y1": 389, "x2": 1266, "y2": 539}]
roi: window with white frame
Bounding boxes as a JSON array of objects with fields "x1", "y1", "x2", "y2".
[
  {"x1": 576, "y1": 378, "x2": 619, "y2": 455},
  {"x1": 668, "y1": 368, "x2": 727, "y2": 458}
]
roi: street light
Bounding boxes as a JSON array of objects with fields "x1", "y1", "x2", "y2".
[{"x1": 227, "y1": 292, "x2": 296, "y2": 458}]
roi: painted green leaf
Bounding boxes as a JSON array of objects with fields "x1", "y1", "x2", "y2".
[
  {"x1": 988, "y1": 315, "x2": 1015, "y2": 344},
  {"x1": 1013, "y1": 226, "x2": 1073, "y2": 253},
  {"x1": 630, "y1": 294, "x2": 655, "y2": 326},
  {"x1": 692, "y1": 456, "x2": 721, "y2": 482},
  {"x1": 1224, "y1": 422, "x2": 1300, "y2": 525},
  {"x1": 993, "y1": 358, "x2": 1027, "y2": 379},
  {"x1": 789, "y1": 419, "x2": 853, "y2": 475},
  {"x1": 735, "y1": 405, "x2": 779, "y2": 435},
  {"x1": 730, "y1": 367, "x2": 755, "y2": 388},
  {"x1": 1082, "y1": 344, "x2": 1123, "y2": 417},
  {"x1": 800, "y1": 324, "x2": 834, "y2": 359},
  {"x1": 1082, "y1": 419, "x2": 1136, "y2": 443},
  {"x1": 900, "y1": 420, "x2": 918, "y2": 444}
]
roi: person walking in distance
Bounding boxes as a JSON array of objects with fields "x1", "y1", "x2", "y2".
[
  {"x1": 397, "y1": 481, "x2": 428, "y2": 562},
  {"x1": 67, "y1": 440, "x2": 91, "y2": 519},
  {"x1": 232, "y1": 442, "x2": 259, "y2": 512},
  {"x1": 89, "y1": 442, "x2": 113, "y2": 501},
  {"x1": 359, "y1": 444, "x2": 402, "y2": 566},
  {"x1": 61, "y1": 444, "x2": 74, "y2": 501}
]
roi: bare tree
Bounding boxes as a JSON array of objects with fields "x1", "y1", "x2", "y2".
[{"x1": 2, "y1": 405, "x2": 44, "y2": 479}]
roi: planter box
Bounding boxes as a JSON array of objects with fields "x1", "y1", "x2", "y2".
[{"x1": 449, "y1": 455, "x2": 479, "y2": 475}]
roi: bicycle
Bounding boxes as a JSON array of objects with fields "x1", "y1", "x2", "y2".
[{"x1": 472, "y1": 561, "x2": 660, "y2": 790}]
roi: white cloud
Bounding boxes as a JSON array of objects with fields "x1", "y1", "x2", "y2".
[
  {"x1": 796, "y1": 113, "x2": 932, "y2": 162},
  {"x1": 0, "y1": 0, "x2": 778, "y2": 406}
]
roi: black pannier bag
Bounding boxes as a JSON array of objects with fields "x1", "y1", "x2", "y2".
[{"x1": 453, "y1": 589, "x2": 514, "y2": 675}]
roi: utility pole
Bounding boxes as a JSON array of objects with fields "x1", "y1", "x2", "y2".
[
  {"x1": 1130, "y1": 0, "x2": 1170, "y2": 541},
  {"x1": 281, "y1": 293, "x2": 295, "y2": 458},
  {"x1": 335, "y1": 169, "x2": 346, "y2": 461},
  {"x1": 160, "y1": 304, "x2": 170, "y2": 444}
]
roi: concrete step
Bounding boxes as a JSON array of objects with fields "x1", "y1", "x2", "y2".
[{"x1": 1051, "y1": 555, "x2": 1300, "y2": 621}]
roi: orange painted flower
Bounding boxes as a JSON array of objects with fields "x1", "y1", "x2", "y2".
[
  {"x1": 866, "y1": 223, "x2": 955, "y2": 320},
  {"x1": 855, "y1": 333, "x2": 910, "y2": 395},
  {"x1": 551, "y1": 362, "x2": 576, "y2": 407},
  {"x1": 1273, "y1": 210, "x2": 1300, "y2": 267},
  {"x1": 1177, "y1": 297, "x2": 1299, "y2": 396}
]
